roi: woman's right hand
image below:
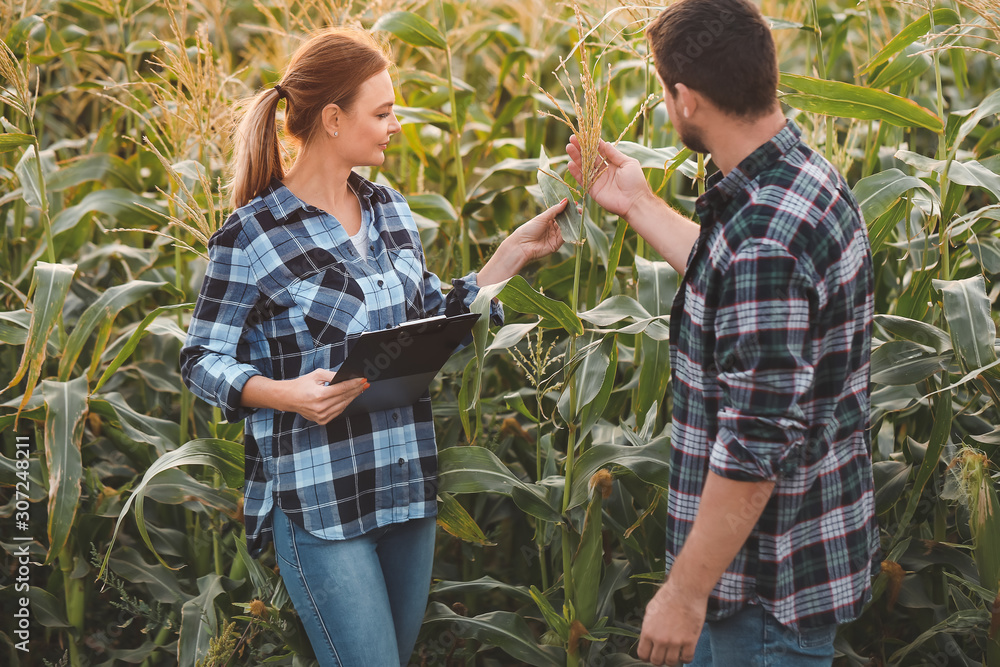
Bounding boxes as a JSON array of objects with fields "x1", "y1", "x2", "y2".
[
  {"x1": 285, "y1": 370, "x2": 369, "y2": 424},
  {"x1": 241, "y1": 371, "x2": 368, "y2": 424}
]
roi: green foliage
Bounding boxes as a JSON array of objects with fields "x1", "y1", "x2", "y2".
[{"x1": 1, "y1": 0, "x2": 999, "y2": 666}]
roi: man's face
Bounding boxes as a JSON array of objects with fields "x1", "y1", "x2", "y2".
[{"x1": 663, "y1": 83, "x2": 710, "y2": 155}]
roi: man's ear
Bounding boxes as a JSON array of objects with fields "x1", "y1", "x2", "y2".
[
  {"x1": 321, "y1": 103, "x2": 343, "y2": 138},
  {"x1": 674, "y1": 83, "x2": 698, "y2": 119}
]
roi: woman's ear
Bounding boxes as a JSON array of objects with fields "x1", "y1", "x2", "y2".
[{"x1": 321, "y1": 103, "x2": 342, "y2": 139}]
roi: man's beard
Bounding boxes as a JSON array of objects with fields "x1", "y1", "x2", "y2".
[
  {"x1": 676, "y1": 119, "x2": 709, "y2": 155},
  {"x1": 676, "y1": 126, "x2": 710, "y2": 153}
]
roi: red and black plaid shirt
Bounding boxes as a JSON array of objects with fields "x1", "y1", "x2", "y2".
[{"x1": 666, "y1": 120, "x2": 880, "y2": 630}]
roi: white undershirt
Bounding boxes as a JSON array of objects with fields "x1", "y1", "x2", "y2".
[
  {"x1": 349, "y1": 221, "x2": 368, "y2": 259},
  {"x1": 347, "y1": 182, "x2": 368, "y2": 259}
]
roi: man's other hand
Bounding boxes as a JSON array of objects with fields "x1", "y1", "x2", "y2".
[{"x1": 637, "y1": 576, "x2": 708, "y2": 666}]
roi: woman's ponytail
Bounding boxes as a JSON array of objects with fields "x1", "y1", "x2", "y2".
[{"x1": 229, "y1": 86, "x2": 284, "y2": 210}]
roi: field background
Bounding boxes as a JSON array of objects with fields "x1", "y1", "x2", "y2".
[{"x1": 1, "y1": 0, "x2": 999, "y2": 665}]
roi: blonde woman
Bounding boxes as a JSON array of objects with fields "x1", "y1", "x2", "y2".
[{"x1": 180, "y1": 28, "x2": 566, "y2": 667}]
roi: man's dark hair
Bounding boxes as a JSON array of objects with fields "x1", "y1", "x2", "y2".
[{"x1": 647, "y1": 0, "x2": 778, "y2": 119}]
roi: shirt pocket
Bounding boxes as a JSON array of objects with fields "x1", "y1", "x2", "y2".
[
  {"x1": 287, "y1": 263, "x2": 370, "y2": 355},
  {"x1": 386, "y1": 245, "x2": 426, "y2": 320}
]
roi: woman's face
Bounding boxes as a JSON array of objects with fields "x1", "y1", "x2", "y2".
[{"x1": 335, "y1": 69, "x2": 402, "y2": 167}]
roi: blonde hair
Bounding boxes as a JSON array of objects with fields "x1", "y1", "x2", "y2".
[{"x1": 229, "y1": 28, "x2": 392, "y2": 209}]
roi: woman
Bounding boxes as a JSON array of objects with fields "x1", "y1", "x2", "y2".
[{"x1": 179, "y1": 27, "x2": 566, "y2": 667}]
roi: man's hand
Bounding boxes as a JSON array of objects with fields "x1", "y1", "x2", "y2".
[
  {"x1": 565, "y1": 135, "x2": 700, "y2": 274},
  {"x1": 637, "y1": 577, "x2": 708, "y2": 666},
  {"x1": 634, "y1": 472, "x2": 775, "y2": 665},
  {"x1": 566, "y1": 136, "x2": 654, "y2": 220}
]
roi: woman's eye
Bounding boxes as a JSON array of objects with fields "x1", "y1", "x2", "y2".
[{"x1": 378, "y1": 113, "x2": 391, "y2": 119}]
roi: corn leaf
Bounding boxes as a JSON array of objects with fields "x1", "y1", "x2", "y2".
[
  {"x1": 874, "y1": 314, "x2": 952, "y2": 354},
  {"x1": 497, "y1": 275, "x2": 584, "y2": 335},
  {"x1": 372, "y1": 11, "x2": 447, "y2": 50},
  {"x1": 870, "y1": 340, "x2": 950, "y2": 385},
  {"x1": 566, "y1": 440, "x2": 671, "y2": 510},
  {"x1": 634, "y1": 258, "x2": 677, "y2": 430},
  {"x1": 50, "y1": 188, "x2": 167, "y2": 237},
  {"x1": 956, "y1": 88, "x2": 1000, "y2": 147},
  {"x1": 422, "y1": 602, "x2": 566, "y2": 667},
  {"x1": 867, "y1": 42, "x2": 931, "y2": 90},
  {"x1": 888, "y1": 392, "x2": 952, "y2": 550},
  {"x1": 859, "y1": 8, "x2": 960, "y2": 75},
  {"x1": 431, "y1": 576, "x2": 533, "y2": 603},
  {"x1": 41, "y1": 376, "x2": 89, "y2": 565},
  {"x1": 852, "y1": 168, "x2": 936, "y2": 222},
  {"x1": 486, "y1": 321, "x2": 539, "y2": 353},
  {"x1": 780, "y1": 73, "x2": 943, "y2": 132},
  {"x1": 98, "y1": 439, "x2": 243, "y2": 577},
  {"x1": 437, "y1": 492, "x2": 495, "y2": 546},
  {"x1": 3, "y1": 262, "x2": 77, "y2": 417},
  {"x1": 602, "y1": 219, "x2": 627, "y2": 300},
  {"x1": 93, "y1": 303, "x2": 194, "y2": 392},
  {"x1": 572, "y1": 488, "x2": 605, "y2": 629},
  {"x1": 537, "y1": 146, "x2": 581, "y2": 245},
  {"x1": 933, "y1": 276, "x2": 998, "y2": 374},
  {"x1": 178, "y1": 574, "x2": 227, "y2": 667},
  {"x1": 438, "y1": 445, "x2": 560, "y2": 522},
  {"x1": 58, "y1": 280, "x2": 173, "y2": 382},
  {"x1": 0, "y1": 132, "x2": 34, "y2": 153},
  {"x1": 14, "y1": 145, "x2": 43, "y2": 209}
]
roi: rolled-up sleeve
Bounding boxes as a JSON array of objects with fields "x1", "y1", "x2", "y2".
[
  {"x1": 442, "y1": 271, "x2": 504, "y2": 326},
  {"x1": 709, "y1": 238, "x2": 816, "y2": 482},
  {"x1": 417, "y1": 244, "x2": 504, "y2": 327},
  {"x1": 180, "y1": 225, "x2": 262, "y2": 423}
]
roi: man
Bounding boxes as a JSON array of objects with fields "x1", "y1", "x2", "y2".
[{"x1": 566, "y1": 0, "x2": 879, "y2": 665}]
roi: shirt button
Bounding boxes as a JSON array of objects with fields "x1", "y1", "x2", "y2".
[
  {"x1": 386, "y1": 323, "x2": 392, "y2": 329},
  {"x1": 392, "y1": 413, "x2": 398, "y2": 421},
  {"x1": 398, "y1": 457, "x2": 405, "y2": 466},
  {"x1": 377, "y1": 279, "x2": 384, "y2": 287},
  {"x1": 369, "y1": 244, "x2": 375, "y2": 251}
]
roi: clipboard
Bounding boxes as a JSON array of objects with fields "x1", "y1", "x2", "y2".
[{"x1": 329, "y1": 311, "x2": 481, "y2": 416}]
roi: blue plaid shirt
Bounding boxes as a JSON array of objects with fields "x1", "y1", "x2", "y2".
[
  {"x1": 180, "y1": 173, "x2": 501, "y2": 557},
  {"x1": 666, "y1": 121, "x2": 879, "y2": 630}
]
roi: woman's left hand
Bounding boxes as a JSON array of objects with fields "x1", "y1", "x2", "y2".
[
  {"x1": 508, "y1": 198, "x2": 567, "y2": 264},
  {"x1": 477, "y1": 198, "x2": 568, "y2": 287}
]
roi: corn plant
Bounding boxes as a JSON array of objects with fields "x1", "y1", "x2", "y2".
[{"x1": 1, "y1": 1, "x2": 998, "y2": 666}]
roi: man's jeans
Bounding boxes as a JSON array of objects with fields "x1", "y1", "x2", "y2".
[
  {"x1": 690, "y1": 603, "x2": 836, "y2": 666},
  {"x1": 272, "y1": 507, "x2": 436, "y2": 667}
]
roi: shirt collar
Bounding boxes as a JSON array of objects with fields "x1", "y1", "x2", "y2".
[
  {"x1": 695, "y1": 119, "x2": 802, "y2": 222},
  {"x1": 260, "y1": 171, "x2": 390, "y2": 223}
]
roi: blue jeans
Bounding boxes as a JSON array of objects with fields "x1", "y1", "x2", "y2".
[
  {"x1": 272, "y1": 507, "x2": 436, "y2": 667},
  {"x1": 689, "y1": 604, "x2": 836, "y2": 666}
]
